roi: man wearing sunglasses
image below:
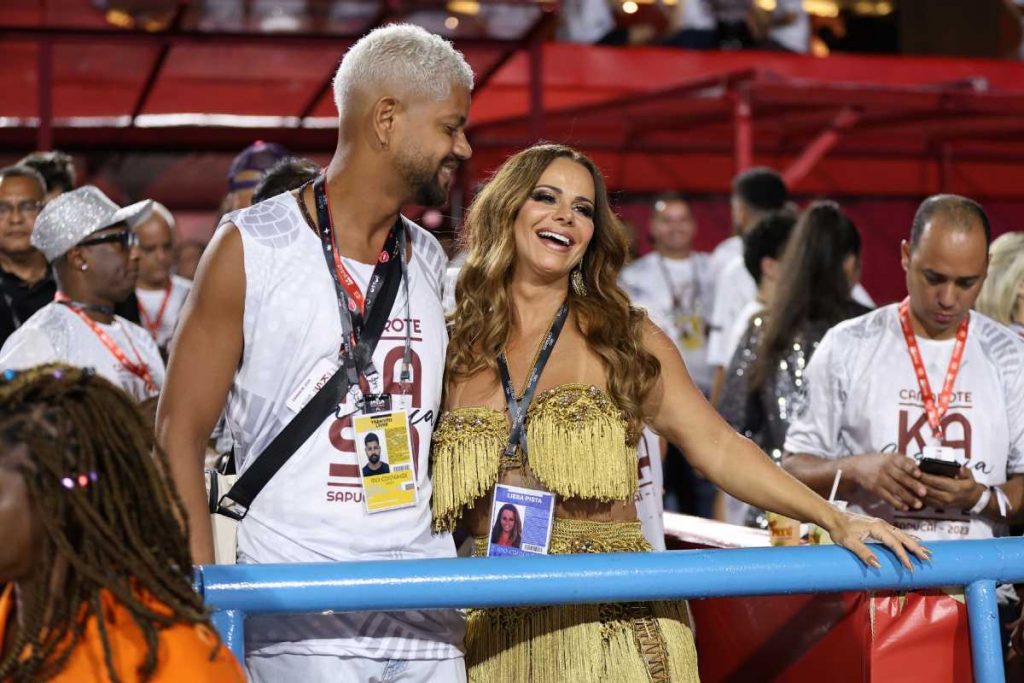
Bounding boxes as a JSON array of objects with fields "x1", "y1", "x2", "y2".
[
  {"x1": 0, "y1": 165, "x2": 52, "y2": 348},
  {"x1": 0, "y1": 186, "x2": 165, "y2": 404}
]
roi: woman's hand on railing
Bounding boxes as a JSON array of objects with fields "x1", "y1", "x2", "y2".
[{"x1": 827, "y1": 512, "x2": 932, "y2": 571}]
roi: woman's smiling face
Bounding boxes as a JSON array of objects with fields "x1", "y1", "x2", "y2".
[{"x1": 511, "y1": 157, "x2": 596, "y2": 283}]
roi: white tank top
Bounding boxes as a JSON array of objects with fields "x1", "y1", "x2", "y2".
[{"x1": 220, "y1": 192, "x2": 462, "y2": 660}]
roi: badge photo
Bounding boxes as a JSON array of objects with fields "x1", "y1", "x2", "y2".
[
  {"x1": 353, "y1": 410, "x2": 419, "y2": 514},
  {"x1": 487, "y1": 483, "x2": 556, "y2": 558}
]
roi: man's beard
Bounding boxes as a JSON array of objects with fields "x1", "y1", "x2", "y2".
[
  {"x1": 368, "y1": 452, "x2": 380, "y2": 464},
  {"x1": 398, "y1": 150, "x2": 455, "y2": 208}
]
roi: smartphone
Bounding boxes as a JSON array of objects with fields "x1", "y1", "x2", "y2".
[{"x1": 919, "y1": 458, "x2": 961, "y2": 478}]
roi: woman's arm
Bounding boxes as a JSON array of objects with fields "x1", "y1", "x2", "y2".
[{"x1": 640, "y1": 320, "x2": 928, "y2": 569}]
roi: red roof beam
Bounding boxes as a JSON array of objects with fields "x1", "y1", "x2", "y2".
[
  {"x1": 782, "y1": 106, "x2": 862, "y2": 189},
  {"x1": 130, "y1": 0, "x2": 189, "y2": 123},
  {"x1": 472, "y1": 67, "x2": 757, "y2": 137},
  {"x1": 0, "y1": 24, "x2": 529, "y2": 51}
]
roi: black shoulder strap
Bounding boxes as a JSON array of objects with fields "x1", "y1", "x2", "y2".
[
  {"x1": 214, "y1": 231, "x2": 405, "y2": 521},
  {"x1": 214, "y1": 369, "x2": 346, "y2": 520}
]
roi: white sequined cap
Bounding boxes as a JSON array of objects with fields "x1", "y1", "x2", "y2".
[{"x1": 31, "y1": 185, "x2": 153, "y2": 263}]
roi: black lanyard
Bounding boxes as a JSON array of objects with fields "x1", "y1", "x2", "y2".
[
  {"x1": 657, "y1": 255, "x2": 701, "y2": 316},
  {"x1": 312, "y1": 175, "x2": 406, "y2": 396},
  {"x1": 497, "y1": 301, "x2": 569, "y2": 457}
]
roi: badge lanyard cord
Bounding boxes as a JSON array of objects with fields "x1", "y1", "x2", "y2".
[
  {"x1": 657, "y1": 254, "x2": 701, "y2": 317},
  {"x1": 312, "y1": 175, "x2": 411, "y2": 405},
  {"x1": 55, "y1": 292, "x2": 157, "y2": 393},
  {"x1": 497, "y1": 301, "x2": 569, "y2": 458},
  {"x1": 139, "y1": 281, "x2": 173, "y2": 339},
  {"x1": 897, "y1": 297, "x2": 968, "y2": 443}
]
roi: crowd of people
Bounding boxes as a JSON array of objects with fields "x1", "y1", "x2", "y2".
[{"x1": 0, "y1": 20, "x2": 1023, "y2": 683}]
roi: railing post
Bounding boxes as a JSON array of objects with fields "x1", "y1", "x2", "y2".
[
  {"x1": 965, "y1": 579, "x2": 1004, "y2": 683},
  {"x1": 210, "y1": 609, "x2": 246, "y2": 662}
]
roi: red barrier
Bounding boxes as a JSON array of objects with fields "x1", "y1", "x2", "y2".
[{"x1": 665, "y1": 514, "x2": 974, "y2": 683}]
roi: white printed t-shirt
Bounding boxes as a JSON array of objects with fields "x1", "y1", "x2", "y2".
[
  {"x1": 220, "y1": 193, "x2": 462, "y2": 660},
  {"x1": 620, "y1": 251, "x2": 715, "y2": 391},
  {"x1": 136, "y1": 274, "x2": 192, "y2": 348},
  {"x1": 0, "y1": 302, "x2": 164, "y2": 401},
  {"x1": 707, "y1": 255, "x2": 757, "y2": 367},
  {"x1": 635, "y1": 427, "x2": 666, "y2": 551},
  {"x1": 784, "y1": 305, "x2": 1024, "y2": 541}
]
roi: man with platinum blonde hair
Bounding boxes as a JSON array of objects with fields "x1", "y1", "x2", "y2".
[
  {"x1": 333, "y1": 23, "x2": 474, "y2": 108},
  {"x1": 159, "y1": 23, "x2": 472, "y2": 681}
]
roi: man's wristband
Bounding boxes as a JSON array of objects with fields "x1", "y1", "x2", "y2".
[
  {"x1": 969, "y1": 486, "x2": 1011, "y2": 517},
  {"x1": 969, "y1": 486, "x2": 992, "y2": 516}
]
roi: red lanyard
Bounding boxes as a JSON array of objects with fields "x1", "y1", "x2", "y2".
[
  {"x1": 897, "y1": 298, "x2": 968, "y2": 440},
  {"x1": 322, "y1": 195, "x2": 367, "y2": 316},
  {"x1": 138, "y1": 282, "x2": 172, "y2": 339},
  {"x1": 55, "y1": 292, "x2": 157, "y2": 393}
]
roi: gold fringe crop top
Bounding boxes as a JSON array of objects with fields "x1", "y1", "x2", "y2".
[{"x1": 431, "y1": 383, "x2": 638, "y2": 532}]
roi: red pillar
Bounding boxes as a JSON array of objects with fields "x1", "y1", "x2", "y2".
[
  {"x1": 733, "y1": 90, "x2": 752, "y2": 174},
  {"x1": 37, "y1": 39, "x2": 54, "y2": 151},
  {"x1": 528, "y1": 39, "x2": 544, "y2": 142}
]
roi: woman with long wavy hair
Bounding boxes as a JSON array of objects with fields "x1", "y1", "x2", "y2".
[{"x1": 431, "y1": 143, "x2": 928, "y2": 682}]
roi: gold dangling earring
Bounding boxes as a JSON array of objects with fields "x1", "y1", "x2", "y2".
[{"x1": 571, "y1": 267, "x2": 587, "y2": 297}]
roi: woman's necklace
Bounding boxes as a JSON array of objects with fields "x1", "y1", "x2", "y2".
[{"x1": 509, "y1": 303, "x2": 566, "y2": 398}]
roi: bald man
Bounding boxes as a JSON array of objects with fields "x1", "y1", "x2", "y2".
[
  {"x1": 782, "y1": 194, "x2": 1024, "y2": 543},
  {"x1": 158, "y1": 25, "x2": 472, "y2": 681}
]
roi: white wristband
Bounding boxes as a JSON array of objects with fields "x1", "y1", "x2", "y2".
[{"x1": 969, "y1": 486, "x2": 992, "y2": 516}]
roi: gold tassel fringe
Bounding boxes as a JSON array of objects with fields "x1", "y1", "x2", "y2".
[
  {"x1": 526, "y1": 385, "x2": 637, "y2": 502},
  {"x1": 466, "y1": 602, "x2": 699, "y2": 683},
  {"x1": 467, "y1": 520, "x2": 699, "y2": 682},
  {"x1": 430, "y1": 408, "x2": 507, "y2": 532}
]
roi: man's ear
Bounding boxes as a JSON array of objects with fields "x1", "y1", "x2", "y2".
[
  {"x1": 760, "y1": 255, "x2": 779, "y2": 281},
  {"x1": 65, "y1": 247, "x2": 87, "y2": 272},
  {"x1": 371, "y1": 96, "x2": 401, "y2": 151},
  {"x1": 900, "y1": 239, "x2": 911, "y2": 273}
]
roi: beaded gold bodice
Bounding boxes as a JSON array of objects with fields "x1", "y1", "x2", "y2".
[{"x1": 430, "y1": 383, "x2": 638, "y2": 532}]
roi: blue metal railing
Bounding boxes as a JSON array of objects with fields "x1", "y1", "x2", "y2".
[{"x1": 196, "y1": 538, "x2": 1024, "y2": 682}]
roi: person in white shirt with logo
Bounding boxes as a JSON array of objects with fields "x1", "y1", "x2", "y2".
[
  {"x1": 707, "y1": 168, "x2": 789, "y2": 406},
  {"x1": 0, "y1": 186, "x2": 163, "y2": 407},
  {"x1": 158, "y1": 25, "x2": 473, "y2": 683},
  {"x1": 133, "y1": 202, "x2": 192, "y2": 356},
  {"x1": 621, "y1": 193, "x2": 714, "y2": 392},
  {"x1": 783, "y1": 194, "x2": 1024, "y2": 542},
  {"x1": 620, "y1": 194, "x2": 716, "y2": 516}
]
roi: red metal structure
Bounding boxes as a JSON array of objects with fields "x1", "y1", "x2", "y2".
[{"x1": 4, "y1": 1, "x2": 1024, "y2": 205}]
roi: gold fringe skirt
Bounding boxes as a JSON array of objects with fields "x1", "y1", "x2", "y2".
[{"x1": 467, "y1": 519, "x2": 699, "y2": 683}]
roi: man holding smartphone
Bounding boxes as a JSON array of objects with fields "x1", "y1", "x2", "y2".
[{"x1": 781, "y1": 194, "x2": 1024, "y2": 542}]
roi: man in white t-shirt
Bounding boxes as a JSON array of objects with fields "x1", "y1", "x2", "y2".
[
  {"x1": 707, "y1": 168, "x2": 788, "y2": 406},
  {"x1": 621, "y1": 194, "x2": 716, "y2": 515},
  {"x1": 134, "y1": 202, "x2": 192, "y2": 354},
  {"x1": 621, "y1": 194, "x2": 715, "y2": 391},
  {"x1": 0, "y1": 186, "x2": 163, "y2": 405},
  {"x1": 718, "y1": 209, "x2": 796, "y2": 376},
  {"x1": 783, "y1": 195, "x2": 1024, "y2": 542},
  {"x1": 159, "y1": 25, "x2": 473, "y2": 682}
]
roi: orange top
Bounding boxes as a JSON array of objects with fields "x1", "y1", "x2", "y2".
[{"x1": 0, "y1": 583, "x2": 244, "y2": 682}]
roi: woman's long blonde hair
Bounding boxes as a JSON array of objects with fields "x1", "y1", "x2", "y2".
[
  {"x1": 976, "y1": 231, "x2": 1024, "y2": 325},
  {"x1": 447, "y1": 144, "x2": 659, "y2": 442}
]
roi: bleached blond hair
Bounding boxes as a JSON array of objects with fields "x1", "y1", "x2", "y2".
[{"x1": 332, "y1": 24, "x2": 474, "y2": 115}]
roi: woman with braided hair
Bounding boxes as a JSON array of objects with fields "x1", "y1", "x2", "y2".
[{"x1": 0, "y1": 364, "x2": 242, "y2": 682}]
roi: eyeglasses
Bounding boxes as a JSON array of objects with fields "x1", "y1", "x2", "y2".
[
  {"x1": 78, "y1": 230, "x2": 138, "y2": 252},
  {"x1": 0, "y1": 200, "x2": 44, "y2": 220}
]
